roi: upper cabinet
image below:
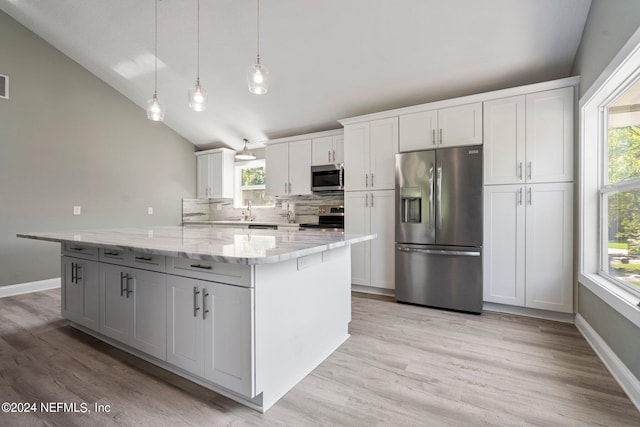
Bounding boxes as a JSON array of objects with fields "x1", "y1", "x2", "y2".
[
  {"x1": 399, "y1": 102, "x2": 482, "y2": 152},
  {"x1": 344, "y1": 117, "x2": 398, "y2": 191},
  {"x1": 311, "y1": 132, "x2": 344, "y2": 165},
  {"x1": 195, "y1": 148, "x2": 235, "y2": 199},
  {"x1": 265, "y1": 139, "x2": 312, "y2": 196},
  {"x1": 483, "y1": 87, "x2": 573, "y2": 185}
]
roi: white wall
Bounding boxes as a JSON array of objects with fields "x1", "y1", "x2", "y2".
[{"x1": 0, "y1": 11, "x2": 196, "y2": 286}]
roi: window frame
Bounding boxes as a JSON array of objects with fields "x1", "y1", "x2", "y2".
[
  {"x1": 233, "y1": 159, "x2": 274, "y2": 208},
  {"x1": 579, "y1": 27, "x2": 640, "y2": 327}
]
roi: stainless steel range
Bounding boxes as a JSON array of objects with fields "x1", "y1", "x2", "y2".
[{"x1": 299, "y1": 205, "x2": 344, "y2": 232}]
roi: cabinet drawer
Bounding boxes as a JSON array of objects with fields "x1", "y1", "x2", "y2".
[
  {"x1": 62, "y1": 243, "x2": 99, "y2": 260},
  {"x1": 132, "y1": 251, "x2": 166, "y2": 272},
  {"x1": 99, "y1": 247, "x2": 131, "y2": 264},
  {"x1": 167, "y1": 257, "x2": 252, "y2": 287}
]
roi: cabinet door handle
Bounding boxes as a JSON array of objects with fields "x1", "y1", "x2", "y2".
[
  {"x1": 71, "y1": 262, "x2": 76, "y2": 284},
  {"x1": 365, "y1": 193, "x2": 368, "y2": 208},
  {"x1": 371, "y1": 173, "x2": 374, "y2": 188},
  {"x1": 193, "y1": 286, "x2": 200, "y2": 317},
  {"x1": 190, "y1": 264, "x2": 212, "y2": 270},
  {"x1": 289, "y1": 182, "x2": 292, "y2": 194},
  {"x1": 518, "y1": 187, "x2": 523, "y2": 206},
  {"x1": 365, "y1": 173, "x2": 368, "y2": 188},
  {"x1": 439, "y1": 128, "x2": 443, "y2": 145},
  {"x1": 284, "y1": 182, "x2": 288, "y2": 193},
  {"x1": 120, "y1": 272, "x2": 129, "y2": 297},
  {"x1": 518, "y1": 162, "x2": 523, "y2": 180},
  {"x1": 432, "y1": 129, "x2": 436, "y2": 146},
  {"x1": 75, "y1": 264, "x2": 82, "y2": 283},
  {"x1": 126, "y1": 276, "x2": 133, "y2": 298},
  {"x1": 371, "y1": 192, "x2": 374, "y2": 207},
  {"x1": 528, "y1": 161, "x2": 532, "y2": 180},
  {"x1": 332, "y1": 149, "x2": 336, "y2": 162},
  {"x1": 528, "y1": 187, "x2": 533, "y2": 205},
  {"x1": 328, "y1": 150, "x2": 331, "y2": 163},
  {"x1": 202, "y1": 289, "x2": 210, "y2": 320}
]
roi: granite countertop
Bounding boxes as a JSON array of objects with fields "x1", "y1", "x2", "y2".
[
  {"x1": 17, "y1": 226, "x2": 375, "y2": 265},
  {"x1": 183, "y1": 220, "x2": 300, "y2": 227}
]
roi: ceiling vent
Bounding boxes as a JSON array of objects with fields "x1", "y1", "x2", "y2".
[{"x1": 0, "y1": 74, "x2": 8, "y2": 99}]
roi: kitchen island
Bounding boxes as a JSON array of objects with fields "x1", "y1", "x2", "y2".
[{"x1": 18, "y1": 226, "x2": 375, "y2": 412}]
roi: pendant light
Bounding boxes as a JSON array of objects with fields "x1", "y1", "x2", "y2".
[
  {"x1": 247, "y1": 0, "x2": 268, "y2": 94},
  {"x1": 188, "y1": 0, "x2": 208, "y2": 111},
  {"x1": 235, "y1": 139, "x2": 256, "y2": 160},
  {"x1": 147, "y1": 0, "x2": 165, "y2": 121}
]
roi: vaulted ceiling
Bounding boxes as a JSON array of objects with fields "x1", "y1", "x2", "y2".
[{"x1": 0, "y1": 0, "x2": 591, "y2": 151}]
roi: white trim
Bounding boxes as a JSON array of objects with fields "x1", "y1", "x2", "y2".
[
  {"x1": 0, "y1": 278, "x2": 61, "y2": 298},
  {"x1": 351, "y1": 284, "x2": 395, "y2": 297},
  {"x1": 580, "y1": 274, "x2": 640, "y2": 329},
  {"x1": 483, "y1": 302, "x2": 575, "y2": 323},
  {"x1": 266, "y1": 128, "x2": 343, "y2": 145},
  {"x1": 339, "y1": 76, "x2": 580, "y2": 125},
  {"x1": 575, "y1": 314, "x2": 640, "y2": 412}
]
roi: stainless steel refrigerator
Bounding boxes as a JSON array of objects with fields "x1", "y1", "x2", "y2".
[{"x1": 395, "y1": 146, "x2": 483, "y2": 313}]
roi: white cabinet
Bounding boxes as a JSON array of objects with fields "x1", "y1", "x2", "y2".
[
  {"x1": 344, "y1": 117, "x2": 398, "y2": 191},
  {"x1": 483, "y1": 183, "x2": 573, "y2": 313},
  {"x1": 196, "y1": 148, "x2": 235, "y2": 199},
  {"x1": 312, "y1": 133, "x2": 344, "y2": 165},
  {"x1": 399, "y1": 103, "x2": 482, "y2": 152},
  {"x1": 61, "y1": 256, "x2": 100, "y2": 330},
  {"x1": 345, "y1": 190, "x2": 395, "y2": 290},
  {"x1": 100, "y1": 263, "x2": 167, "y2": 360},
  {"x1": 265, "y1": 140, "x2": 311, "y2": 196},
  {"x1": 483, "y1": 87, "x2": 573, "y2": 185},
  {"x1": 166, "y1": 275, "x2": 255, "y2": 397}
]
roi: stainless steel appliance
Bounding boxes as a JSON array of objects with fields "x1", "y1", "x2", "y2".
[
  {"x1": 395, "y1": 147, "x2": 483, "y2": 313},
  {"x1": 311, "y1": 164, "x2": 344, "y2": 192},
  {"x1": 299, "y1": 205, "x2": 344, "y2": 231}
]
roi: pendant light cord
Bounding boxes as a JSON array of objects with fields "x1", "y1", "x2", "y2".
[
  {"x1": 256, "y1": 0, "x2": 260, "y2": 64},
  {"x1": 196, "y1": 0, "x2": 200, "y2": 82},
  {"x1": 154, "y1": 0, "x2": 158, "y2": 96}
]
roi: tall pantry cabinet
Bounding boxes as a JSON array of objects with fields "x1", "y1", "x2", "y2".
[
  {"x1": 483, "y1": 86, "x2": 574, "y2": 313},
  {"x1": 343, "y1": 117, "x2": 398, "y2": 291}
]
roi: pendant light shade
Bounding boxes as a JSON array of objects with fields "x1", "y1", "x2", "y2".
[
  {"x1": 235, "y1": 138, "x2": 256, "y2": 160},
  {"x1": 147, "y1": 92, "x2": 165, "y2": 121},
  {"x1": 247, "y1": 0, "x2": 268, "y2": 94},
  {"x1": 188, "y1": 0, "x2": 208, "y2": 111},
  {"x1": 146, "y1": 0, "x2": 164, "y2": 121}
]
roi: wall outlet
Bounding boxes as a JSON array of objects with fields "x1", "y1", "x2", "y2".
[
  {"x1": 281, "y1": 201, "x2": 288, "y2": 211},
  {"x1": 147, "y1": 207, "x2": 154, "y2": 215},
  {"x1": 73, "y1": 206, "x2": 81, "y2": 215}
]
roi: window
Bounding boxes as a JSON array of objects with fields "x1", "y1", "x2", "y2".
[
  {"x1": 234, "y1": 159, "x2": 274, "y2": 208},
  {"x1": 600, "y1": 78, "x2": 640, "y2": 296}
]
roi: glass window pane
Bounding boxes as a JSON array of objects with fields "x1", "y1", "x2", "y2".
[
  {"x1": 241, "y1": 166, "x2": 265, "y2": 186},
  {"x1": 241, "y1": 189, "x2": 274, "y2": 208},
  {"x1": 605, "y1": 189, "x2": 640, "y2": 292},
  {"x1": 607, "y1": 79, "x2": 640, "y2": 184}
]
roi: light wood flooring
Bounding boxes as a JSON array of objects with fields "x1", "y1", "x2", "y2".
[{"x1": 0, "y1": 289, "x2": 639, "y2": 426}]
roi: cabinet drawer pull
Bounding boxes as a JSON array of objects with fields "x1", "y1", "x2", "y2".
[
  {"x1": 202, "y1": 289, "x2": 210, "y2": 320},
  {"x1": 126, "y1": 276, "x2": 134, "y2": 298},
  {"x1": 69, "y1": 247, "x2": 84, "y2": 251},
  {"x1": 135, "y1": 256, "x2": 153, "y2": 262},
  {"x1": 193, "y1": 286, "x2": 201, "y2": 317},
  {"x1": 120, "y1": 272, "x2": 127, "y2": 296},
  {"x1": 190, "y1": 264, "x2": 212, "y2": 270},
  {"x1": 104, "y1": 251, "x2": 120, "y2": 256},
  {"x1": 71, "y1": 262, "x2": 77, "y2": 284}
]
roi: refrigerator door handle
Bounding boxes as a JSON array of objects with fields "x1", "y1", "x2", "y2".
[
  {"x1": 428, "y1": 164, "x2": 435, "y2": 230},
  {"x1": 396, "y1": 246, "x2": 481, "y2": 257},
  {"x1": 436, "y1": 165, "x2": 442, "y2": 230}
]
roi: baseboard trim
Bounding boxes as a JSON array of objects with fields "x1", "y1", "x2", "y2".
[
  {"x1": 0, "y1": 278, "x2": 61, "y2": 298},
  {"x1": 483, "y1": 302, "x2": 575, "y2": 323},
  {"x1": 575, "y1": 314, "x2": 640, "y2": 412},
  {"x1": 351, "y1": 284, "x2": 395, "y2": 297}
]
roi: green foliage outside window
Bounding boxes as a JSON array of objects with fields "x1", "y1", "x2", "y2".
[{"x1": 241, "y1": 167, "x2": 265, "y2": 186}]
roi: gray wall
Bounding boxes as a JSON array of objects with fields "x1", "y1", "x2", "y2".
[
  {"x1": 0, "y1": 11, "x2": 196, "y2": 286},
  {"x1": 571, "y1": 0, "x2": 640, "y2": 97},
  {"x1": 571, "y1": 0, "x2": 640, "y2": 379}
]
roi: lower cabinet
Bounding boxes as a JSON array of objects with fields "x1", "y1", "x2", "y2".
[
  {"x1": 100, "y1": 263, "x2": 167, "y2": 360},
  {"x1": 344, "y1": 189, "x2": 395, "y2": 289},
  {"x1": 483, "y1": 182, "x2": 573, "y2": 312},
  {"x1": 166, "y1": 275, "x2": 255, "y2": 397},
  {"x1": 61, "y1": 256, "x2": 100, "y2": 330}
]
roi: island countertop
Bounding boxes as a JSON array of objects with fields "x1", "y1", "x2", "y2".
[{"x1": 17, "y1": 226, "x2": 375, "y2": 264}]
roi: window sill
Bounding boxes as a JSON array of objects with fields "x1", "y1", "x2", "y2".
[{"x1": 580, "y1": 273, "x2": 640, "y2": 329}]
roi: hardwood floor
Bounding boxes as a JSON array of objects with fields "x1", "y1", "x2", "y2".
[{"x1": 1, "y1": 289, "x2": 639, "y2": 426}]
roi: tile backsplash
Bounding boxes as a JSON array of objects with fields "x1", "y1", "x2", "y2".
[{"x1": 182, "y1": 193, "x2": 345, "y2": 224}]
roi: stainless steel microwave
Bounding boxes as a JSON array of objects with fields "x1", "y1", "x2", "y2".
[{"x1": 311, "y1": 164, "x2": 344, "y2": 192}]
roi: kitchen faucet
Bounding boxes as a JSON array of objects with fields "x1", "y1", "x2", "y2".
[{"x1": 247, "y1": 200, "x2": 253, "y2": 221}]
